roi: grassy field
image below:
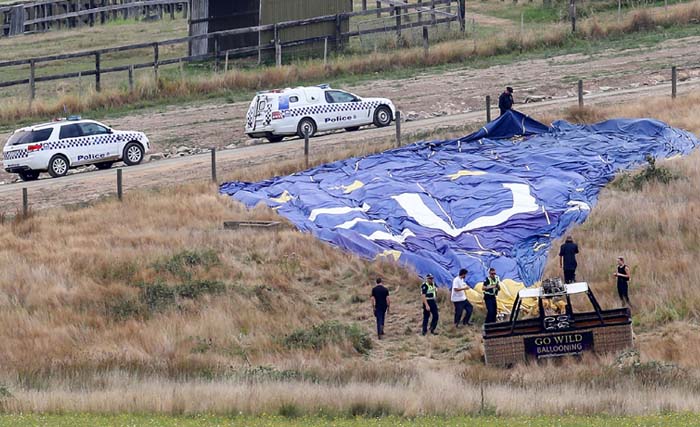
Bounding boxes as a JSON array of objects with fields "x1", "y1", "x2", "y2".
[
  {"x1": 0, "y1": 92, "x2": 698, "y2": 416},
  {"x1": 2, "y1": 414, "x2": 700, "y2": 427},
  {"x1": 1, "y1": 0, "x2": 699, "y2": 125}
]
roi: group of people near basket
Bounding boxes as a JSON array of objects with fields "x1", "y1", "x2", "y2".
[{"x1": 369, "y1": 236, "x2": 633, "y2": 339}]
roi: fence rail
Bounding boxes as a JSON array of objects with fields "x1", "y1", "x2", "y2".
[
  {"x1": 0, "y1": 0, "x2": 464, "y2": 100},
  {"x1": 1, "y1": 0, "x2": 188, "y2": 36}
]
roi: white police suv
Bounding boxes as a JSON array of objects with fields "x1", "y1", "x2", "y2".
[
  {"x1": 245, "y1": 84, "x2": 396, "y2": 142},
  {"x1": 3, "y1": 117, "x2": 149, "y2": 181}
]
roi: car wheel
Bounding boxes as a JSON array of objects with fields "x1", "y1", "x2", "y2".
[
  {"x1": 123, "y1": 142, "x2": 144, "y2": 166},
  {"x1": 265, "y1": 133, "x2": 284, "y2": 143},
  {"x1": 373, "y1": 106, "x2": 393, "y2": 127},
  {"x1": 297, "y1": 118, "x2": 317, "y2": 138},
  {"x1": 18, "y1": 170, "x2": 40, "y2": 181},
  {"x1": 48, "y1": 155, "x2": 69, "y2": 178},
  {"x1": 345, "y1": 126, "x2": 360, "y2": 132},
  {"x1": 95, "y1": 161, "x2": 114, "y2": 170}
]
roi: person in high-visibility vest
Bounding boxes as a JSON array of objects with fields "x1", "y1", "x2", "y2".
[
  {"x1": 421, "y1": 274, "x2": 439, "y2": 336},
  {"x1": 482, "y1": 267, "x2": 501, "y2": 323}
]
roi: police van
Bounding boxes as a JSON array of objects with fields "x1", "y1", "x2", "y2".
[
  {"x1": 245, "y1": 84, "x2": 396, "y2": 142},
  {"x1": 3, "y1": 117, "x2": 149, "y2": 181}
]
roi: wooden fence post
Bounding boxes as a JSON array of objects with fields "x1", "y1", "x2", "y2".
[
  {"x1": 323, "y1": 37, "x2": 328, "y2": 65},
  {"x1": 362, "y1": 0, "x2": 367, "y2": 11},
  {"x1": 395, "y1": 110, "x2": 401, "y2": 148},
  {"x1": 211, "y1": 147, "x2": 217, "y2": 183},
  {"x1": 459, "y1": 0, "x2": 466, "y2": 32},
  {"x1": 117, "y1": 168, "x2": 123, "y2": 201},
  {"x1": 128, "y1": 65, "x2": 134, "y2": 92},
  {"x1": 486, "y1": 95, "x2": 491, "y2": 122},
  {"x1": 376, "y1": 1, "x2": 381, "y2": 18},
  {"x1": 423, "y1": 26, "x2": 429, "y2": 55},
  {"x1": 577, "y1": 79, "x2": 584, "y2": 108},
  {"x1": 418, "y1": 0, "x2": 423, "y2": 22},
  {"x1": 275, "y1": 41, "x2": 282, "y2": 68},
  {"x1": 153, "y1": 42, "x2": 159, "y2": 82},
  {"x1": 304, "y1": 130, "x2": 310, "y2": 168},
  {"x1": 335, "y1": 14, "x2": 342, "y2": 50},
  {"x1": 224, "y1": 51, "x2": 229, "y2": 72},
  {"x1": 29, "y1": 59, "x2": 36, "y2": 102},
  {"x1": 395, "y1": 6, "x2": 401, "y2": 40},
  {"x1": 431, "y1": 0, "x2": 437, "y2": 25},
  {"x1": 214, "y1": 35, "x2": 220, "y2": 72},
  {"x1": 569, "y1": 0, "x2": 576, "y2": 33},
  {"x1": 95, "y1": 52, "x2": 101, "y2": 92},
  {"x1": 22, "y1": 187, "x2": 28, "y2": 218},
  {"x1": 671, "y1": 66, "x2": 677, "y2": 99}
]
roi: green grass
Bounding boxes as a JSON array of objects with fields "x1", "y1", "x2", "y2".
[{"x1": 1, "y1": 414, "x2": 700, "y2": 427}]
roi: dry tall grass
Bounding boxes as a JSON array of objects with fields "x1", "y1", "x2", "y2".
[
  {"x1": 2, "y1": 1, "x2": 699, "y2": 125},
  {"x1": 0, "y1": 92, "x2": 699, "y2": 415}
]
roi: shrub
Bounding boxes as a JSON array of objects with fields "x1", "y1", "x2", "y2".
[
  {"x1": 153, "y1": 249, "x2": 220, "y2": 279},
  {"x1": 612, "y1": 155, "x2": 682, "y2": 191},
  {"x1": 110, "y1": 280, "x2": 226, "y2": 319},
  {"x1": 283, "y1": 321, "x2": 372, "y2": 355}
]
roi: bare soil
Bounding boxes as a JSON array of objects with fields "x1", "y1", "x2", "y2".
[{"x1": 1, "y1": 35, "x2": 700, "y2": 211}]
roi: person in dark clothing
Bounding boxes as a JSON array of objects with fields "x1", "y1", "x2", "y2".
[
  {"x1": 371, "y1": 277, "x2": 390, "y2": 339},
  {"x1": 613, "y1": 256, "x2": 632, "y2": 308},
  {"x1": 498, "y1": 87, "x2": 514, "y2": 116},
  {"x1": 482, "y1": 267, "x2": 500, "y2": 323},
  {"x1": 421, "y1": 274, "x2": 439, "y2": 335},
  {"x1": 559, "y1": 236, "x2": 580, "y2": 284}
]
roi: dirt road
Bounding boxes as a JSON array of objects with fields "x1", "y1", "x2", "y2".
[
  {"x1": 1, "y1": 75, "x2": 698, "y2": 215},
  {"x1": 2, "y1": 35, "x2": 700, "y2": 213}
]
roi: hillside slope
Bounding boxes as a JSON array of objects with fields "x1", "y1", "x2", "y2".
[{"x1": 0, "y1": 93, "x2": 698, "y2": 416}]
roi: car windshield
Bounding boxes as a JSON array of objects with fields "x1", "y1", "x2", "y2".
[{"x1": 5, "y1": 128, "x2": 52, "y2": 147}]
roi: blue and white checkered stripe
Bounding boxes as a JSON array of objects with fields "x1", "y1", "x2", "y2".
[
  {"x1": 3, "y1": 149, "x2": 29, "y2": 161},
  {"x1": 284, "y1": 101, "x2": 381, "y2": 118},
  {"x1": 41, "y1": 132, "x2": 143, "y2": 151}
]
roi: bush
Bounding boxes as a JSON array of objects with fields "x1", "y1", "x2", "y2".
[
  {"x1": 612, "y1": 155, "x2": 682, "y2": 191},
  {"x1": 283, "y1": 321, "x2": 372, "y2": 355},
  {"x1": 153, "y1": 249, "x2": 220, "y2": 279},
  {"x1": 110, "y1": 280, "x2": 226, "y2": 319}
]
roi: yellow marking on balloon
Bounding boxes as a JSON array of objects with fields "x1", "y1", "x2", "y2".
[
  {"x1": 343, "y1": 180, "x2": 365, "y2": 193},
  {"x1": 271, "y1": 190, "x2": 293, "y2": 203},
  {"x1": 533, "y1": 242, "x2": 547, "y2": 252},
  {"x1": 448, "y1": 170, "x2": 487, "y2": 180},
  {"x1": 376, "y1": 250, "x2": 401, "y2": 262}
]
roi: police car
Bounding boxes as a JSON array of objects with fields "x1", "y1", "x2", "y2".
[
  {"x1": 245, "y1": 84, "x2": 396, "y2": 142},
  {"x1": 3, "y1": 117, "x2": 149, "y2": 181}
]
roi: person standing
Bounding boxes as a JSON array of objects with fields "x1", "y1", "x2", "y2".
[
  {"x1": 421, "y1": 274, "x2": 439, "y2": 336},
  {"x1": 483, "y1": 268, "x2": 501, "y2": 323},
  {"x1": 498, "y1": 87, "x2": 514, "y2": 116},
  {"x1": 451, "y1": 268, "x2": 473, "y2": 327},
  {"x1": 613, "y1": 256, "x2": 632, "y2": 308},
  {"x1": 371, "y1": 277, "x2": 390, "y2": 339},
  {"x1": 559, "y1": 236, "x2": 580, "y2": 284}
]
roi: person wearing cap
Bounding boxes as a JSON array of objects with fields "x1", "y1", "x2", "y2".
[
  {"x1": 421, "y1": 274, "x2": 439, "y2": 335},
  {"x1": 482, "y1": 267, "x2": 501, "y2": 323},
  {"x1": 451, "y1": 268, "x2": 473, "y2": 327},
  {"x1": 613, "y1": 256, "x2": 632, "y2": 308},
  {"x1": 559, "y1": 236, "x2": 579, "y2": 284},
  {"x1": 498, "y1": 87, "x2": 514, "y2": 116},
  {"x1": 371, "y1": 277, "x2": 390, "y2": 339}
]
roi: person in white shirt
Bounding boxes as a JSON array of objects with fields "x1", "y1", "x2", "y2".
[{"x1": 451, "y1": 268, "x2": 473, "y2": 327}]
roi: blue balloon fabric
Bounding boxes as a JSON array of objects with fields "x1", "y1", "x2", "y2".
[{"x1": 220, "y1": 110, "x2": 698, "y2": 288}]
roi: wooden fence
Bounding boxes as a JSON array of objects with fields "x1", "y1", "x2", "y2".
[
  {"x1": 1, "y1": 0, "x2": 188, "y2": 36},
  {"x1": 0, "y1": 0, "x2": 464, "y2": 101}
]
